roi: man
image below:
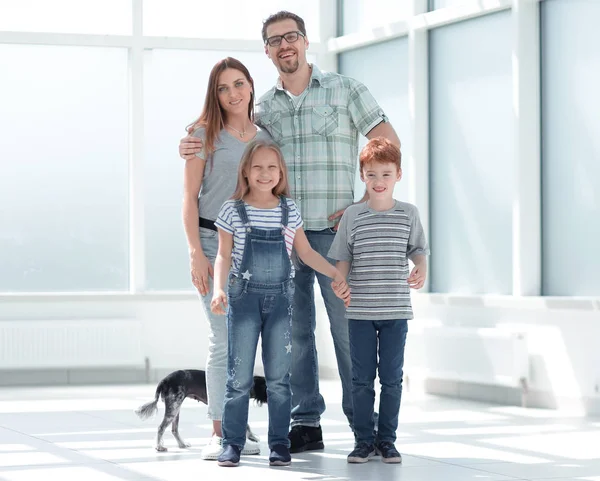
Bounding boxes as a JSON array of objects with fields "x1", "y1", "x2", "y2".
[{"x1": 179, "y1": 11, "x2": 400, "y2": 453}]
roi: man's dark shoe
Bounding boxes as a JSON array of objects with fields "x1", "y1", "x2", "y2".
[
  {"x1": 347, "y1": 442, "x2": 376, "y2": 463},
  {"x1": 376, "y1": 441, "x2": 402, "y2": 464},
  {"x1": 288, "y1": 425, "x2": 324, "y2": 453},
  {"x1": 217, "y1": 445, "x2": 241, "y2": 467},
  {"x1": 269, "y1": 444, "x2": 292, "y2": 466}
]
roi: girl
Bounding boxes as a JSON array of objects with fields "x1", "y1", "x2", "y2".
[
  {"x1": 182, "y1": 57, "x2": 271, "y2": 459},
  {"x1": 210, "y1": 140, "x2": 350, "y2": 467}
]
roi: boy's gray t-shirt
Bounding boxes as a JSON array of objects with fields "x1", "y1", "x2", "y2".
[
  {"x1": 193, "y1": 127, "x2": 272, "y2": 221},
  {"x1": 328, "y1": 200, "x2": 429, "y2": 321}
]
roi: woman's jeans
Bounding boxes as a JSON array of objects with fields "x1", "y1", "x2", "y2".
[{"x1": 198, "y1": 228, "x2": 227, "y2": 421}]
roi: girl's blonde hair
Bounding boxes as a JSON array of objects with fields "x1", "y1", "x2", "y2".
[{"x1": 231, "y1": 139, "x2": 290, "y2": 200}]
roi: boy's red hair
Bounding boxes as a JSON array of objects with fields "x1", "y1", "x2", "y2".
[{"x1": 359, "y1": 137, "x2": 401, "y2": 171}]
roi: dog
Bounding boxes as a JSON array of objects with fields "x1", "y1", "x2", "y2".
[{"x1": 135, "y1": 369, "x2": 267, "y2": 452}]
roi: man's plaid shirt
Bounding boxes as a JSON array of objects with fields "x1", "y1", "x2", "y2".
[{"x1": 255, "y1": 64, "x2": 388, "y2": 231}]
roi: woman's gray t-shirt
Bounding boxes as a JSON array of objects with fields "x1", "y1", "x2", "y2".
[{"x1": 193, "y1": 126, "x2": 272, "y2": 221}]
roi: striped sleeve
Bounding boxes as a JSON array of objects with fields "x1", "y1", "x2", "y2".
[
  {"x1": 287, "y1": 199, "x2": 304, "y2": 230},
  {"x1": 215, "y1": 201, "x2": 236, "y2": 234}
]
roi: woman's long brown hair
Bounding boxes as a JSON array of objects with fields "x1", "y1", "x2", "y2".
[{"x1": 186, "y1": 57, "x2": 255, "y2": 157}]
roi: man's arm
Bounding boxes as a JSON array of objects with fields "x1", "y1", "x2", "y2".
[{"x1": 366, "y1": 121, "x2": 400, "y2": 148}]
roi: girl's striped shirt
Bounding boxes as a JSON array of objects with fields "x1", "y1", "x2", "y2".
[{"x1": 215, "y1": 198, "x2": 303, "y2": 277}]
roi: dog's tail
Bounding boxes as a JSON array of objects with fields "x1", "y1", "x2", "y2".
[{"x1": 135, "y1": 380, "x2": 164, "y2": 420}]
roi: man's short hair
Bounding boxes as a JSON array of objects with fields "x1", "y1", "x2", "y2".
[
  {"x1": 359, "y1": 137, "x2": 401, "y2": 171},
  {"x1": 262, "y1": 11, "x2": 307, "y2": 43}
]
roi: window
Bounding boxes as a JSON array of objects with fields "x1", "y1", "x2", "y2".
[
  {"x1": 341, "y1": 0, "x2": 412, "y2": 35},
  {"x1": 0, "y1": 45, "x2": 129, "y2": 292},
  {"x1": 0, "y1": 0, "x2": 132, "y2": 35},
  {"x1": 428, "y1": 11, "x2": 513, "y2": 294},
  {"x1": 143, "y1": 0, "x2": 320, "y2": 41},
  {"x1": 338, "y1": 38, "x2": 410, "y2": 202},
  {"x1": 541, "y1": 0, "x2": 600, "y2": 296}
]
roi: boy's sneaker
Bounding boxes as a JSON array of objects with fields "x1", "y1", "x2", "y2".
[
  {"x1": 347, "y1": 442, "x2": 376, "y2": 463},
  {"x1": 201, "y1": 435, "x2": 260, "y2": 460},
  {"x1": 217, "y1": 445, "x2": 241, "y2": 467},
  {"x1": 288, "y1": 425, "x2": 324, "y2": 453},
  {"x1": 269, "y1": 444, "x2": 292, "y2": 466},
  {"x1": 376, "y1": 441, "x2": 402, "y2": 464}
]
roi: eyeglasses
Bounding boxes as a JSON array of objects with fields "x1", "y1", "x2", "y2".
[{"x1": 265, "y1": 30, "x2": 305, "y2": 47}]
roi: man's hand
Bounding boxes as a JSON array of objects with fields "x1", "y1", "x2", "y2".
[
  {"x1": 179, "y1": 135, "x2": 204, "y2": 161},
  {"x1": 328, "y1": 209, "x2": 346, "y2": 231}
]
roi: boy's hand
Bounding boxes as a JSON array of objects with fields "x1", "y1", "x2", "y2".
[
  {"x1": 331, "y1": 271, "x2": 351, "y2": 308},
  {"x1": 179, "y1": 135, "x2": 204, "y2": 161},
  {"x1": 210, "y1": 289, "x2": 228, "y2": 315},
  {"x1": 408, "y1": 264, "x2": 426, "y2": 289}
]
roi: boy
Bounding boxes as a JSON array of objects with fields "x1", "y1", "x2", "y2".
[{"x1": 328, "y1": 137, "x2": 429, "y2": 464}]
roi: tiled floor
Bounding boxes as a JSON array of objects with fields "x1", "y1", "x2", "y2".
[{"x1": 0, "y1": 380, "x2": 599, "y2": 481}]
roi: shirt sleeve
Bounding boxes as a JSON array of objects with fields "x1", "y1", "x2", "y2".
[
  {"x1": 407, "y1": 205, "x2": 430, "y2": 260},
  {"x1": 287, "y1": 199, "x2": 304, "y2": 230},
  {"x1": 215, "y1": 201, "x2": 235, "y2": 235},
  {"x1": 347, "y1": 79, "x2": 389, "y2": 137},
  {"x1": 327, "y1": 209, "x2": 353, "y2": 262}
]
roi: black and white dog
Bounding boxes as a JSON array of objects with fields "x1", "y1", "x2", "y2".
[{"x1": 135, "y1": 369, "x2": 267, "y2": 452}]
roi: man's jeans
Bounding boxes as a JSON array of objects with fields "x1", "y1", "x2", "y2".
[
  {"x1": 349, "y1": 319, "x2": 408, "y2": 445},
  {"x1": 291, "y1": 228, "x2": 353, "y2": 427}
]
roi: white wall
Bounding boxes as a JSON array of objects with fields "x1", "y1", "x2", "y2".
[{"x1": 2, "y1": 294, "x2": 599, "y2": 414}]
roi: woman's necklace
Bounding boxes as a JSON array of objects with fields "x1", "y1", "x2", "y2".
[{"x1": 226, "y1": 124, "x2": 247, "y2": 138}]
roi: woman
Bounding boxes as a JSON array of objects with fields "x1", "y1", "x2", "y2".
[{"x1": 182, "y1": 57, "x2": 271, "y2": 460}]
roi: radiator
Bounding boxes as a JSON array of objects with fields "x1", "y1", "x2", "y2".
[
  {"x1": 0, "y1": 320, "x2": 144, "y2": 369},
  {"x1": 405, "y1": 326, "x2": 528, "y2": 388}
]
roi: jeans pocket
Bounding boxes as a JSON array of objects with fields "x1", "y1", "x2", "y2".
[{"x1": 227, "y1": 279, "x2": 246, "y2": 302}]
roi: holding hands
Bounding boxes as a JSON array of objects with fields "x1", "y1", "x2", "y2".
[{"x1": 331, "y1": 270, "x2": 351, "y2": 308}]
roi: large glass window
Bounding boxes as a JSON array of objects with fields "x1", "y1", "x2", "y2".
[
  {"x1": 0, "y1": 45, "x2": 129, "y2": 292},
  {"x1": 341, "y1": 0, "x2": 412, "y2": 35},
  {"x1": 429, "y1": 11, "x2": 513, "y2": 294},
  {"x1": 338, "y1": 38, "x2": 410, "y2": 202},
  {"x1": 143, "y1": 50, "x2": 315, "y2": 290},
  {"x1": 0, "y1": 0, "x2": 132, "y2": 35},
  {"x1": 143, "y1": 0, "x2": 320, "y2": 41},
  {"x1": 541, "y1": 0, "x2": 600, "y2": 296}
]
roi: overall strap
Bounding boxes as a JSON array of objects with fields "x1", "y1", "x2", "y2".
[
  {"x1": 234, "y1": 199, "x2": 250, "y2": 227},
  {"x1": 279, "y1": 195, "x2": 289, "y2": 227}
]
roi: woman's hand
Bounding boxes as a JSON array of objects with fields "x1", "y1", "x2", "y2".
[
  {"x1": 190, "y1": 252, "x2": 213, "y2": 296},
  {"x1": 210, "y1": 289, "x2": 228, "y2": 315}
]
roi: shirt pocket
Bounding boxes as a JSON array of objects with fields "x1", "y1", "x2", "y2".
[
  {"x1": 312, "y1": 105, "x2": 339, "y2": 137},
  {"x1": 259, "y1": 111, "x2": 283, "y2": 142}
]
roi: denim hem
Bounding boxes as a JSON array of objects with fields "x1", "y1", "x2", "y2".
[{"x1": 290, "y1": 420, "x2": 321, "y2": 428}]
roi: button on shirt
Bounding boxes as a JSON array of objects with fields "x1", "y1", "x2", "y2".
[{"x1": 255, "y1": 64, "x2": 388, "y2": 231}]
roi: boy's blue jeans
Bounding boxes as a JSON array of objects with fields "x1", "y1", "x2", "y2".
[
  {"x1": 222, "y1": 278, "x2": 294, "y2": 449},
  {"x1": 291, "y1": 228, "x2": 353, "y2": 428},
  {"x1": 349, "y1": 319, "x2": 408, "y2": 445}
]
